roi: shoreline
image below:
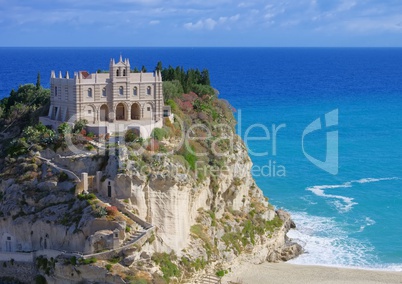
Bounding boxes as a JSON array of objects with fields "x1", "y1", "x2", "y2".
[{"x1": 223, "y1": 262, "x2": 402, "y2": 284}]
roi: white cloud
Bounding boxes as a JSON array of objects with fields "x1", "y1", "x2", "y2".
[
  {"x1": 184, "y1": 14, "x2": 239, "y2": 30},
  {"x1": 149, "y1": 20, "x2": 160, "y2": 25},
  {"x1": 184, "y1": 18, "x2": 217, "y2": 30}
]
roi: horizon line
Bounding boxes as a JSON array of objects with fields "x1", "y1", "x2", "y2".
[{"x1": 1, "y1": 46, "x2": 402, "y2": 49}]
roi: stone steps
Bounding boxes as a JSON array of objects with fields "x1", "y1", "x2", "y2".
[{"x1": 123, "y1": 231, "x2": 146, "y2": 246}]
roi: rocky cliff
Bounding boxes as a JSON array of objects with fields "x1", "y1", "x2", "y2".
[{"x1": 0, "y1": 86, "x2": 302, "y2": 283}]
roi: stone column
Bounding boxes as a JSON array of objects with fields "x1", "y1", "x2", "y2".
[
  {"x1": 81, "y1": 172, "x2": 88, "y2": 193},
  {"x1": 96, "y1": 171, "x2": 102, "y2": 192}
]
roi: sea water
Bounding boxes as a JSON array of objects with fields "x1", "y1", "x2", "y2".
[{"x1": 1, "y1": 47, "x2": 401, "y2": 271}]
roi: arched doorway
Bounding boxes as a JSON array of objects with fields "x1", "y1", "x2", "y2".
[
  {"x1": 116, "y1": 103, "x2": 126, "y2": 121},
  {"x1": 100, "y1": 104, "x2": 109, "y2": 122},
  {"x1": 131, "y1": 103, "x2": 141, "y2": 120}
]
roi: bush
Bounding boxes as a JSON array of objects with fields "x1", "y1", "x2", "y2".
[
  {"x1": 151, "y1": 253, "x2": 180, "y2": 282},
  {"x1": 79, "y1": 257, "x2": 97, "y2": 265},
  {"x1": 105, "y1": 264, "x2": 112, "y2": 271},
  {"x1": 58, "y1": 172, "x2": 69, "y2": 182},
  {"x1": 58, "y1": 122, "x2": 71, "y2": 135},
  {"x1": 35, "y1": 275, "x2": 47, "y2": 284},
  {"x1": 151, "y1": 127, "x2": 168, "y2": 141},
  {"x1": 77, "y1": 193, "x2": 96, "y2": 201},
  {"x1": 125, "y1": 129, "x2": 140, "y2": 142},
  {"x1": 73, "y1": 119, "x2": 88, "y2": 134},
  {"x1": 93, "y1": 206, "x2": 107, "y2": 218},
  {"x1": 146, "y1": 139, "x2": 159, "y2": 152},
  {"x1": 106, "y1": 206, "x2": 118, "y2": 216}
]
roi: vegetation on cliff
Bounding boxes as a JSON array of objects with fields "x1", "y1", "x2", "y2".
[{"x1": 0, "y1": 65, "x2": 299, "y2": 284}]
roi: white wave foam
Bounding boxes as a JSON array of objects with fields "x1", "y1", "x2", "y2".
[
  {"x1": 353, "y1": 177, "x2": 400, "y2": 184},
  {"x1": 306, "y1": 177, "x2": 400, "y2": 213},
  {"x1": 306, "y1": 184, "x2": 356, "y2": 212},
  {"x1": 358, "y1": 217, "x2": 376, "y2": 233},
  {"x1": 287, "y1": 211, "x2": 377, "y2": 269}
]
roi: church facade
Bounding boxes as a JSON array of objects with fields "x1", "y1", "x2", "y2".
[{"x1": 40, "y1": 56, "x2": 168, "y2": 136}]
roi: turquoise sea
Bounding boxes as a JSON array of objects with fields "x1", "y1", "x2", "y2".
[{"x1": 1, "y1": 47, "x2": 402, "y2": 271}]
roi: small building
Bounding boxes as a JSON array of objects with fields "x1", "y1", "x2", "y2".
[{"x1": 40, "y1": 56, "x2": 171, "y2": 137}]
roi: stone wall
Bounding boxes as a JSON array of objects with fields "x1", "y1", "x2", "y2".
[{"x1": 0, "y1": 261, "x2": 37, "y2": 284}]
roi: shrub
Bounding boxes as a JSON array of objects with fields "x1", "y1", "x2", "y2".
[
  {"x1": 125, "y1": 129, "x2": 140, "y2": 142},
  {"x1": 77, "y1": 193, "x2": 96, "y2": 201},
  {"x1": 151, "y1": 253, "x2": 180, "y2": 282},
  {"x1": 79, "y1": 257, "x2": 97, "y2": 265},
  {"x1": 58, "y1": 172, "x2": 69, "y2": 182},
  {"x1": 73, "y1": 119, "x2": 88, "y2": 134},
  {"x1": 85, "y1": 144, "x2": 94, "y2": 151},
  {"x1": 35, "y1": 275, "x2": 47, "y2": 284},
  {"x1": 151, "y1": 127, "x2": 168, "y2": 141},
  {"x1": 105, "y1": 264, "x2": 112, "y2": 271},
  {"x1": 146, "y1": 139, "x2": 159, "y2": 152},
  {"x1": 106, "y1": 206, "x2": 118, "y2": 216},
  {"x1": 93, "y1": 206, "x2": 107, "y2": 218}
]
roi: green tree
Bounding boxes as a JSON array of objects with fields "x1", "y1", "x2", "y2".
[
  {"x1": 162, "y1": 80, "x2": 184, "y2": 101},
  {"x1": 36, "y1": 72, "x2": 41, "y2": 89},
  {"x1": 155, "y1": 61, "x2": 163, "y2": 72},
  {"x1": 141, "y1": 65, "x2": 147, "y2": 72},
  {"x1": 201, "y1": 69, "x2": 210, "y2": 85}
]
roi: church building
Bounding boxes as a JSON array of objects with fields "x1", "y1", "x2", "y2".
[{"x1": 40, "y1": 56, "x2": 170, "y2": 137}]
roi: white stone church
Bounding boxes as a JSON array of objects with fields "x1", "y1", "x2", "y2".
[{"x1": 40, "y1": 56, "x2": 170, "y2": 137}]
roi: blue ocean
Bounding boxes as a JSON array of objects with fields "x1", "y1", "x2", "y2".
[{"x1": 1, "y1": 47, "x2": 402, "y2": 271}]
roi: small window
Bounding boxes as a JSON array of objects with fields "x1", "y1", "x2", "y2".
[
  {"x1": 88, "y1": 110, "x2": 91, "y2": 114},
  {"x1": 116, "y1": 69, "x2": 120, "y2": 76},
  {"x1": 147, "y1": 107, "x2": 150, "y2": 111},
  {"x1": 119, "y1": 86, "x2": 124, "y2": 96},
  {"x1": 163, "y1": 109, "x2": 169, "y2": 117},
  {"x1": 115, "y1": 233, "x2": 118, "y2": 237},
  {"x1": 7, "y1": 236, "x2": 11, "y2": 240},
  {"x1": 88, "y1": 88, "x2": 92, "y2": 97},
  {"x1": 102, "y1": 87, "x2": 106, "y2": 97},
  {"x1": 133, "y1": 87, "x2": 138, "y2": 96},
  {"x1": 147, "y1": 86, "x2": 151, "y2": 95},
  {"x1": 54, "y1": 86, "x2": 58, "y2": 96},
  {"x1": 123, "y1": 69, "x2": 126, "y2": 76}
]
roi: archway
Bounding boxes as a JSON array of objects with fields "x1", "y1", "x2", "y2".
[
  {"x1": 100, "y1": 104, "x2": 109, "y2": 122},
  {"x1": 131, "y1": 103, "x2": 141, "y2": 120},
  {"x1": 116, "y1": 103, "x2": 126, "y2": 121}
]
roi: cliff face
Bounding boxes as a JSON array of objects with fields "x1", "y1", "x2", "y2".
[
  {"x1": 0, "y1": 85, "x2": 302, "y2": 283},
  {"x1": 112, "y1": 135, "x2": 267, "y2": 253},
  {"x1": 104, "y1": 132, "x2": 302, "y2": 268}
]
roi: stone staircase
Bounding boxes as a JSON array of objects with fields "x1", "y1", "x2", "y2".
[{"x1": 123, "y1": 228, "x2": 147, "y2": 246}]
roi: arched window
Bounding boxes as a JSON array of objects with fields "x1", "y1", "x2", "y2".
[
  {"x1": 119, "y1": 86, "x2": 124, "y2": 96},
  {"x1": 54, "y1": 86, "x2": 58, "y2": 96},
  {"x1": 133, "y1": 87, "x2": 138, "y2": 96},
  {"x1": 116, "y1": 69, "x2": 120, "y2": 76},
  {"x1": 123, "y1": 69, "x2": 126, "y2": 76},
  {"x1": 147, "y1": 86, "x2": 151, "y2": 95},
  {"x1": 102, "y1": 87, "x2": 106, "y2": 97},
  {"x1": 88, "y1": 88, "x2": 92, "y2": 97}
]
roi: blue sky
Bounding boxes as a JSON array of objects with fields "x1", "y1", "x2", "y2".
[{"x1": 1, "y1": 0, "x2": 402, "y2": 47}]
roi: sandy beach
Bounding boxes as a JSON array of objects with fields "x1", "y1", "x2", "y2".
[{"x1": 223, "y1": 262, "x2": 402, "y2": 284}]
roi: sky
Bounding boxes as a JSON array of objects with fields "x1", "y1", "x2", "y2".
[{"x1": 1, "y1": 0, "x2": 402, "y2": 47}]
